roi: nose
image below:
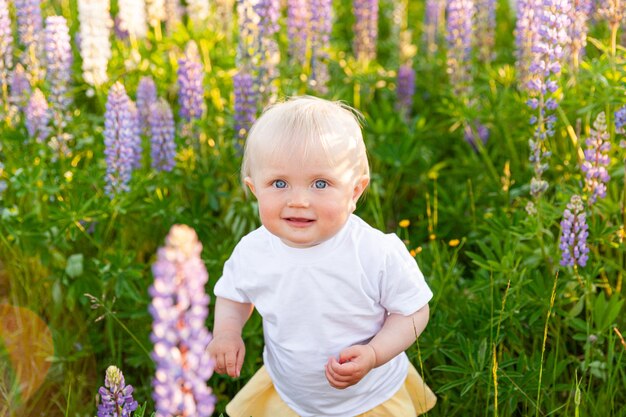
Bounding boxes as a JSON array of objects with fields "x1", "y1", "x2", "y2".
[{"x1": 287, "y1": 189, "x2": 309, "y2": 208}]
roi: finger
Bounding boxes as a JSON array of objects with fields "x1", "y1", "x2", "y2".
[
  {"x1": 325, "y1": 363, "x2": 350, "y2": 389},
  {"x1": 327, "y1": 358, "x2": 356, "y2": 383},
  {"x1": 214, "y1": 354, "x2": 226, "y2": 374},
  {"x1": 331, "y1": 358, "x2": 359, "y2": 377},
  {"x1": 235, "y1": 346, "x2": 245, "y2": 377},
  {"x1": 225, "y1": 350, "x2": 239, "y2": 377}
]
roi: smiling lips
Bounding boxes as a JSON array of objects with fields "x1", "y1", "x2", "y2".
[{"x1": 284, "y1": 217, "x2": 315, "y2": 227}]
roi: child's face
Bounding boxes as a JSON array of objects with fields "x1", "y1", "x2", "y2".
[{"x1": 244, "y1": 150, "x2": 369, "y2": 248}]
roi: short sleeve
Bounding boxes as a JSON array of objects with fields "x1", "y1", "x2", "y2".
[
  {"x1": 379, "y1": 234, "x2": 433, "y2": 316},
  {"x1": 213, "y1": 245, "x2": 252, "y2": 304}
]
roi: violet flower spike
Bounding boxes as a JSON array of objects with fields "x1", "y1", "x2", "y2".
[
  {"x1": 233, "y1": 69, "x2": 258, "y2": 143},
  {"x1": 581, "y1": 112, "x2": 611, "y2": 205},
  {"x1": 446, "y1": 0, "x2": 474, "y2": 98},
  {"x1": 423, "y1": 0, "x2": 444, "y2": 54},
  {"x1": 103, "y1": 82, "x2": 137, "y2": 197},
  {"x1": 353, "y1": 0, "x2": 379, "y2": 62},
  {"x1": 136, "y1": 76, "x2": 157, "y2": 134},
  {"x1": 177, "y1": 41, "x2": 205, "y2": 124},
  {"x1": 309, "y1": 0, "x2": 332, "y2": 93},
  {"x1": 97, "y1": 365, "x2": 139, "y2": 417},
  {"x1": 44, "y1": 16, "x2": 73, "y2": 130},
  {"x1": 287, "y1": 0, "x2": 309, "y2": 66},
  {"x1": 474, "y1": 0, "x2": 496, "y2": 62},
  {"x1": 149, "y1": 225, "x2": 216, "y2": 417},
  {"x1": 15, "y1": 0, "x2": 44, "y2": 82},
  {"x1": 559, "y1": 194, "x2": 589, "y2": 267},
  {"x1": 396, "y1": 64, "x2": 415, "y2": 120},
  {"x1": 149, "y1": 98, "x2": 176, "y2": 172},
  {"x1": 25, "y1": 88, "x2": 51, "y2": 142},
  {"x1": 0, "y1": 0, "x2": 13, "y2": 100}
]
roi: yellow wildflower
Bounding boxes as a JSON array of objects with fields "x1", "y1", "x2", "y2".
[{"x1": 399, "y1": 219, "x2": 410, "y2": 228}]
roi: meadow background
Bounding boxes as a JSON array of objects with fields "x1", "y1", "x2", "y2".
[{"x1": 1, "y1": 0, "x2": 625, "y2": 416}]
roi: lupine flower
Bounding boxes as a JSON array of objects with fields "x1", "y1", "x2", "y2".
[
  {"x1": 582, "y1": 112, "x2": 611, "y2": 204},
  {"x1": 186, "y1": 0, "x2": 210, "y2": 27},
  {"x1": 254, "y1": 0, "x2": 280, "y2": 102},
  {"x1": 353, "y1": 0, "x2": 378, "y2": 62},
  {"x1": 0, "y1": 0, "x2": 13, "y2": 99},
  {"x1": 164, "y1": 0, "x2": 183, "y2": 34},
  {"x1": 309, "y1": 0, "x2": 332, "y2": 93},
  {"x1": 9, "y1": 64, "x2": 31, "y2": 112},
  {"x1": 566, "y1": 0, "x2": 592, "y2": 71},
  {"x1": 136, "y1": 76, "x2": 157, "y2": 134},
  {"x1": 396, "y1": 64, "x2": 415, "y2": 119},
  {"x1": 148, "y1": 98, "x2": 176, "y2": 172},
  {"x1": 25, "y1": 88, "x2": 50, "y2": 142},
  {"x1": 117, "y1": 0, "x2": 147, "y2": 39},
  {"x1": 287, "y1": 0, "x2": 309, "y2": 66},
  {"x1": 424, "y1": 0, "x2": 444, "y2": 54},
  {"x1": 103, "y1": 82, "x2": 137, "y2": 197},
  {"x1": 446, "y1": 0, "x2": 474, "y2": 97},
  {"x1": 233, "y1": 69, "x2": 258, "y2": 142},
  {"x1": 78, "y1": 0, "x2": 112, "y2": 87},
  {"x1": 128, "y1": 101, "x2": 143, "y2": 169},
  {"x1": 177, "y1": 41, "x2": 205, "y2": 124},
  {"x1": 44, "y1": 16, "x2": 73, "y2": 131},
  {"x1": 515, "y1": 0, "x2": 542, "y2": 91},
  {"x1": 149, "y1": 225, "x2": 215, "y2": 417},
  {"x1": 146, "y1": 0, "x2": 166, "y2": 28},
  {"x1": 615, "y1": 105, "x2": 626, "y2": 150},
  {"x1": 474, "y1": 0, "x2": 496, "y2": 62},
  {"x1": 559, "y1": 194, "x2": 589, "y2": 267},
  {"x1": 597, "y1": 0, "x2": 625, "y2": 31},
  {"x1": 464, "y1": 120, "x2": 489, "y2": 151},
  {"x1": 526, "y1": 0, "x2": 571, "y2": 198},
  {"x1": 15, "y1": 0, "x2": 44, "y2": 82},
  {"x1": 97, "y1": 365, "x2": 139, "y2": 417}
]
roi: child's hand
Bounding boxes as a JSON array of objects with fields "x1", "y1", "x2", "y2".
[
  {"x1": 207, "y1": 331, "x2": 245, "y2": 378},
  {"x1": 324, "y1": 344, "x2": 377, "y2": 389}
]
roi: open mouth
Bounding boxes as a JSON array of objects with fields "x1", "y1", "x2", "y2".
[{"x1": 284, "y1": 217, "x2": 315, "y2": 226}]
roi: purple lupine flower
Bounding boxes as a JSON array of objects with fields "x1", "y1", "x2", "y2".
[
  {"x1": 15, "y1": 0, "x2": 44, "y2": 82},
  {"x1": 581, "y1": 112, "x2": 611, "y2": 204},
  {"x1": 117, "y1": 0, "x2": 147, "y2": 39},
  {"x1": 148, "y1": 98, "x2": 176, "y2": 172},
  {"x1": 615, "y1": 105, "x2": 626, "y2": 133},
  {"x1": 25, "y1": 88, "x2": 50, "y2": 142},
  {"x1": 149, "y1": 225, "x2": 215, "y2": 417},
  {"x1": 446, "y1": 0, "x2": 474, "y2": 97},
  {"x1": 566, "y1": 0, "x2": 592, "y2": 71},
  {"x1": 254, "y1": 0, "x2": 280, "y2": 102},
  {"x1": 233, "y1": 69, "x2": 258, "y2": 142},
  {"x1": 424, "y1": 0, "x2": 445, "y2": 54},
  {"x1": 177, "y1": 41, "x2": 205, "y2": 124},
  {"x1": 136, "y1": 76, "x2": 157, "y2": 134},
  {"x1": 464, "y1": 120, "x2": 489, "y2": 151},
  {"x1": 474, "y1": 0, "x2": 496, "y2": 62},
  {"x1": 9, "y1": 64, "x2": 31, "y2": 112},
  {"x1": 103, "y1": 82, "x2": 137, "y2": 197},
  {"x1": 515, "y1": 0, "x2": 542, "y2": 91},
  {"x1": 287, "y1": 0, "x2": 309, "y2": 66},
  {"x1": 97, "y1": 365, "x2": 139, "y2": 417},
  {"x1": 526, "y1": 0, "x2": 571, "y2": 198},
  {"x1": 353, "y1": 0, "x2": 378, "y2": 62},
  {"x1": 309, "y1": 0, "x2": 332, "y2": 93},
  {"x1": 0, "y1": 0, "x2": 13, "y2": 98},
  {"x1": 78, "y1": 0, "x2": 112, "y2": 87},
  {"x1": 44, "y1": 16, "x2": 73, "y2": 131},
  {"x1": 559, "y1": 194, "x2": 589, "y2": 267},
  {"x1": 128, "y1": 101, "x2": 143, "y2": 169},
  {"x1": 597, "y1": 0, "x2": 625, "y2": 32},
  {"x1": 396, "y1": 64, "x2": 415, "y2": 119}
]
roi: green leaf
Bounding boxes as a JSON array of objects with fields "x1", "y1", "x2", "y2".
[{"x1": 65, "y1": 253, "x2": 84, "y2": 278}]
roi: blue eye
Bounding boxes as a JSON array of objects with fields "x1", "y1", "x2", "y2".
[
  {"x1": 313, "y1": 180, "x2": 328, "y2": 189},
  {"x1": 273, "y1": 180, "x2": 287, "y2": 189}
]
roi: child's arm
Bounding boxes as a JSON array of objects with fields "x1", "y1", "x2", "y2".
[
  {"x1": 208, "y1": 296, "x2": 254, "y2": 378},
  {"x1": 325, "y1": 304, "x2": 429, "y2": 389}
]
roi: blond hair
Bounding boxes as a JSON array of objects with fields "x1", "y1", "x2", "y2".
[{"x1": 241, "y1": 96, "x2": 369, "y2": 183}]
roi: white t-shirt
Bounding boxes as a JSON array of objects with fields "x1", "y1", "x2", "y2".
[{"x1": 214, "y1": 214, "x2": 433, "y2": 417}]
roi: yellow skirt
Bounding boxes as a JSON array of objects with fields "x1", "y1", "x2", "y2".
[{"x1": 225, "y1": 362, "x2": 436, "y2": 417}]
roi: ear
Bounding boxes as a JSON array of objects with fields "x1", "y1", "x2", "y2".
[
  {"x1": 244, "y1": 176, "x2": 257, "y2": 197},
  {"x1": 352, "y1": 175, "x2": 370, "y2": 202}
]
